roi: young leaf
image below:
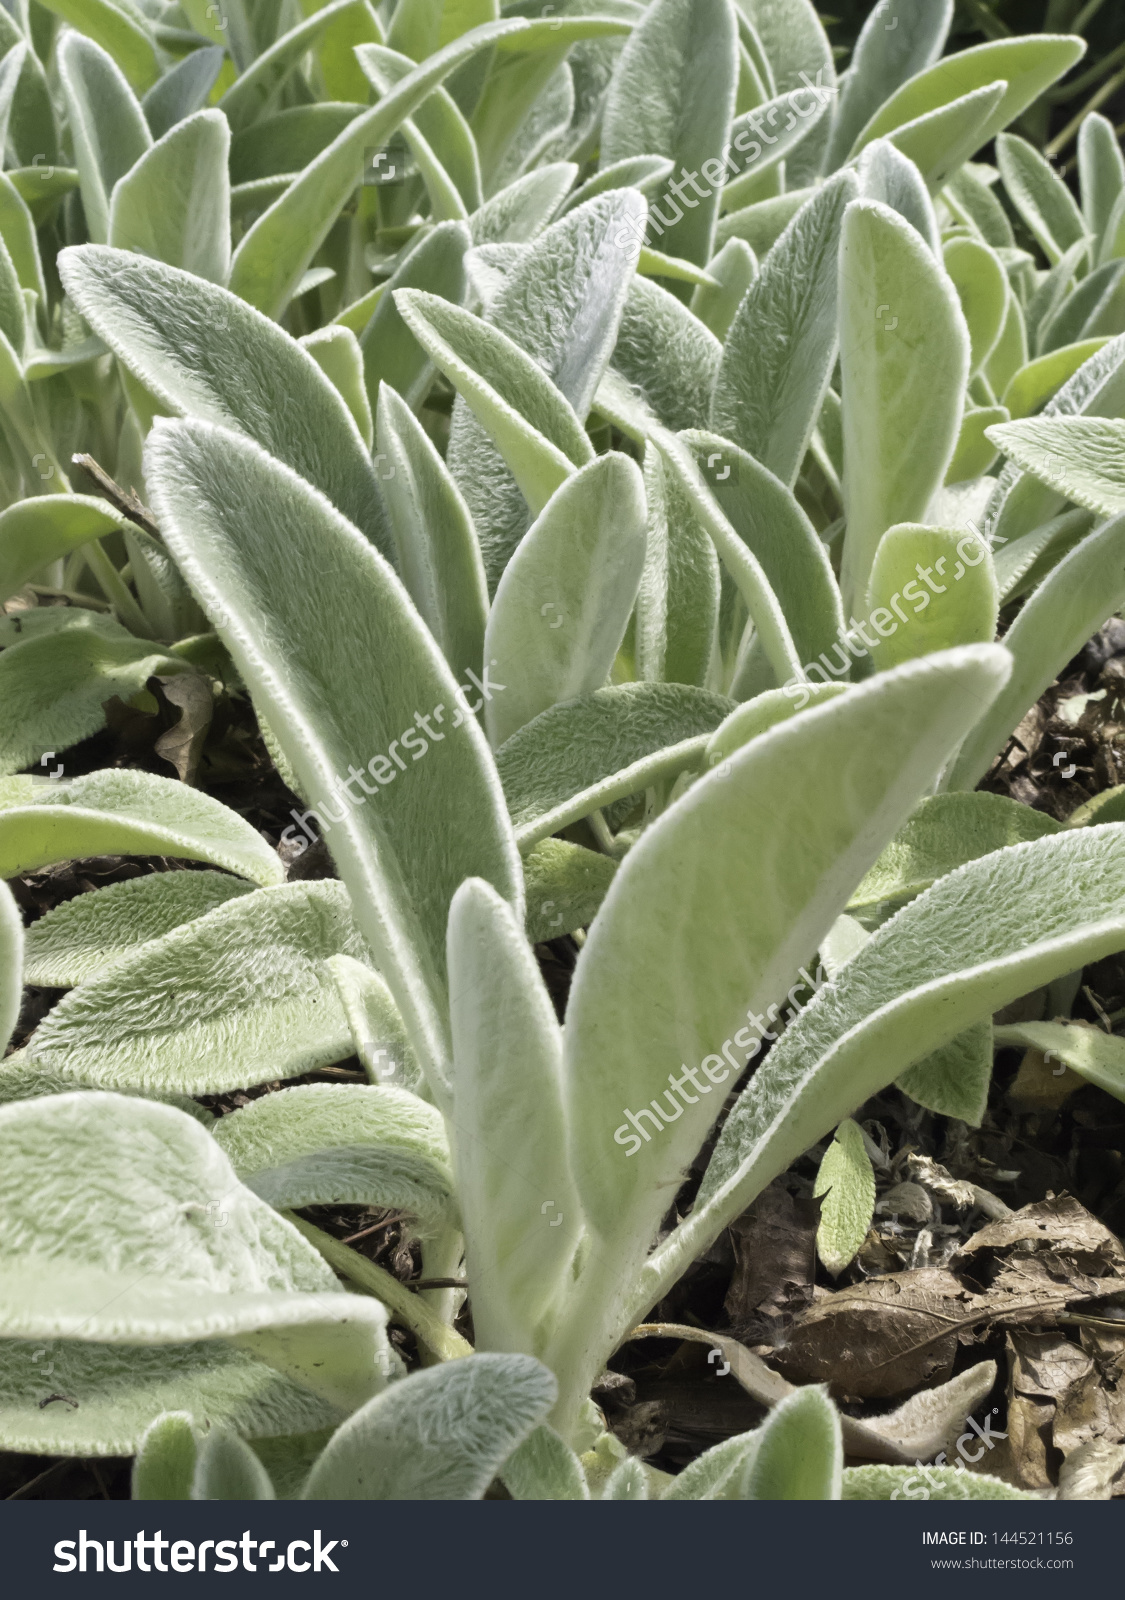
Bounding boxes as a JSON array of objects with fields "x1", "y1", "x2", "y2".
[
  {"x1": 523, "y1": 838, "x2": 617, "y2": 943},
  {"x1": 376, "y1": 381, "x2": 487, "y2": 686},
  {"x1": 813, "y1": 1120, "x2": 875, "y2": 1277},
  {"x1": 843, "y1": 1465, "x2": 1034, "y2": 1500},
  {"x1": 599, "y1": 0, "x2": 737, "y2": 267},
  {"x1": 681, "y1": 430, "x2": 846, "y2": 676},
  {"x1": 23, "y1": 869, "x2": 254, "y2": 987},
  {"x1": 141, "y1": 46, "x2": 225, "y2": 140},
  {"x1": 595, "y1": 275, "x2": 721, "y2": 439},
  {"x1": 689, "y1": 237, "x2": 756, "y2": 342},
  {"x1": 301, "y1": 325, "x2": 373, "y2": 448},
  {"x1": 503, "y1": 1425, "x2": 589, "y2": 1501},
  {"x1": 739, "y1": 1387, "x2": 842, "y2": 1500},
  {"x1": 358, "y1": 43, "x2": 483, "y2": 213},
  {"x1": 145, "y1": 418, "x2": 522, "y2": 1096},
  {"x1": 996, "y1": 132, "x2": 1086, "y2": 267},
  {"x1": 738, "y1": 0, "x2": 835, "y2": 186},
  {"x1": 1079, "y1": 111, "x2": 1124, "y2": 246},
  {"x1": 864, "y1": 523, "x2": 998, "y2": 672},
  {"x1": 838, "y1": 198, "x2": 970, "y2": 612},
  {"x1": 448, "y1": 879, "x2": 578, "y2": 1347},
  {"x1": 302, "y1": 1354, "x2": 557, "y2": 1499},
  {"x1": 394, "y1": 287, "x2": 592, "y2": 516},
  {"x1": 711, "y1": 171, "x2": 857, "y2": 488},
  {"x1": 825, "y1": 0, "x2": 952, "y2": 173},
  {"x1": 0, "y1": 493, "x2": 134, "y2": 602},
  {"x1": 132, "y1": 1412, "x2": 196, "y2": 1501},
  {"x1": 483, "y1": 453, "x2": 647, "y2": 747},
  {"x1": 56, "y1": 32, "x2": 151, "y2": 245},
  {"x1": 1002, "y1": 339, "x2": 1111, "y2": 420},
  {"x1": 191, "y1": 1428, "x2": 276, "y2": 1500},
  {"x1": 59, "y1": 247, "x2": 392, "y2": 560},
  {"x1": 564, "y1": 647, "x2": 1008, "y2": 1259},
  {"x1": 211, "y1": 1084, "x2": 454, "y2": 1221},
  {"x1": 897, "y1": 1020, "x2": 992, "y2": 1125},
  {"x1": 471, "y1": 163, "x2": 577, "y2": 244},
  {"x1": 107, "y1": 109, "x2": 231, "y2": 285},
  {"x1": 216, "y1": 0, "x2": 369, "y2": 134},
  {"x1": 0, "y1": 769, "x2": 284, "y2": 886},
  {"x1": 857, "y1": 139, "x2": 939, "y2": 254},
  {"x1": 26, "y1": 881, "x2": 370, "y2": 1095},
  {"x1": 326, "y1": 953, "x2": 420, "y2": 1090},
  {"x1": 497, "y1": 682, "x2": 733, "y2": 850},
  {"x1": 602, "y1": 1457, "x2": 649, "y2": 1499},
  {"x1": 0, "y1": 1092, "x2": 394, "y2": 1412},
  {"x1": 942, "y1": 236, "x2": 1007, "y2": 375},
  {"x1": 947, "y1": 513, "x2": 1125, "y2": 791}
]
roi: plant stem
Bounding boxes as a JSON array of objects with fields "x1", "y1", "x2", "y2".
[
  {"x1": 283, "y1": 1211, "x2": 473, "y2": 1363},
  {"x1": 80, "y1": 539, "x2": 157, "y2": 639},
  {"x1": 1046, "y1": 65, "x2": 1125, "y2": 156}
]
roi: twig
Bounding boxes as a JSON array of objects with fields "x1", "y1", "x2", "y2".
[
  {"x1": 282, "y1": 1211, "x2": 473, "y2": 1363},
  {"x1": 1046, "y1": 65, "x2": 1125, "y2": 156},
  {"x1": 341, "y1": 1212, "x2": 408, "y2": 1245},
  {"x1": 410, "y1": 1277, "x2": 468, "y2": 1291},
  {"x1": 70, "y1": 453, "x2": 162, "y2": 539},
  {"x1": 27, "y1": 585, "x2": 111, "y2": 611}
]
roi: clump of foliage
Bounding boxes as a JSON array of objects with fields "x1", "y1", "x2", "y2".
[{"x1": 0, "y1": 0, "x2": 1124, "y2": 1500}]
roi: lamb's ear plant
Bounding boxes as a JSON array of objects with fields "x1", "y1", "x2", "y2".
[{"x1": 2, "y1": 0, "x2": 1125, "y2": 1500}]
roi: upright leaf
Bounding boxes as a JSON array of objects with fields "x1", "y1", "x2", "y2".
[
  {"x1": 838, "y1": 199, "x2": 970, "y2": 612},
  {"x1": 146, "y1": 418, "x2": 522, "y2": 1097},
  {"x1": 108, "y1": 109, "x2": 231, "y2": 285},
  {"x1": 57, "y1": 32, "x2": 151, "y2": 246},
  {"x1": 636, "y1": 441, "x2": 720, "y2": 688},
  {"x1": 302, "y1": 1355, "x2": 556, "y2": 1499},
  {"x1": 0, "y1": 878, "x2": 21, "y2": 1053},
  {"x1": 825, "y1": 0, "x2": 952, "y2": 173},
  {"x1": 740, "y1": 1388, "x2": 842, "y2": 1500},
  {"x1": 996, "y1": 132, "x2": 1086, "y2": 267},
  {"x1": 711, "y1": 171, "x2": 856, "y2": 489},
  {"x1": 483, "y1": 453, "x2": 646, "y2": 747}
]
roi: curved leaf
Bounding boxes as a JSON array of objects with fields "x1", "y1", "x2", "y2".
[
  {"x1": 0, "y1": 1092, "x2": 393, "y2": 1412},
  {"x1": 26, "y1": 881, "x2": 369, "y2": 1094},
  {"x1": 483, "y1": 453, "x2": 647, "y2": 746},
  {"x1": 864, "y1": 522, "x2": 998, "y2": 671},
  {"x1": 56, "y1": 32, "x2": 151, "y2": 245},
  {"x1": 994, "y1": 1020, "x2": 1125, "y2": 1106},
  {"x1": 523, "y1": 838, "x2": 617, "y2": 942},
  {"x1": 212, "y1": 1084, "x2": 454, "y2": 1221},
  {"x1": 108, "y1": 108, "x2": 230, "y2": 285},
  {"x1": 0, "y1": 878, "x2": 21, "y2": 1054},
  {"x1": 813, "y1": 1120, "x2": 875, "y2": 1277},
  {"x1": 739, "y1": 1387, "x2": 841, "y2": 1500},
  {"x1": 0, "y1": 769, "x2": 283, "y2": 885},
  {"x1": 302, "y1": 1354, "x2": 556, "y2": 1499},
  {"x1": 825, "y1": 0, "x2": 952, "y2": 173},
  {"x1": 23, "y1": 868, "x2": 254, "y2": 987}
]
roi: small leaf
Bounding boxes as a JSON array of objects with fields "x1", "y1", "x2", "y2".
[
  {"x1": 360, "y1": 222, "x2": 470, "y2": 413},
  {"x1": 448, "y1": 879, "x2": 578, "y2": 1347},
  {"x1": 301, "y1": 325, "x2": 372, "y2": 448},
  {"x1": 23, "y1": 869, "x2": 253, "y2": 987},
  {"x1": 986, "y1": 415, "x2": 1125, "y2": 517},
  {"x1": 857, "y1": 139, "x2": 939, "y2": 254},
  {"x1": 141, "y1": 46, "x2": 225, "y2": 141},
  {"x1": 739, "y1": 1387, "x2": 842, "y2": 1500},
  {"x1": 996, "y1": 132, "x2": 1086, "y2": 267},
  {"x1": 132, "y1": 1412, "x2": 196, "y2": 1500},
  {"x1": 1002, "y1": 339, "x2": 1111, "y2": 420},
  {"x1": 191, "y1": 1427, "x2": 276, "y2": 1500},
  {"x1": 212, "y1": 1084, "x2": 454, "y2": 1221},
  {"x1": 326, "y1": 953, "x2": 420, "y2": 1090},
  {"x1": 523, "y1": 838, "x2": 617, "y2": 943},
  {"x1": 636, "y1": 440, "x2": 720, "y2": 689},
  {"x1": 711, "y1": 171, "x2": 857, "y2": 488},
  {"x1": 993, "y1": 1020, "x2": 1125, "y2": 1106},
  {"x1": 898, "y1": 1020, "x2": 993, "y2": 1125},
  {"x1": 483, "y1": 453, "x2": 647, "y2": 747},
  {"x1": 108, "y1": 109, "x2": 230, "y2": 284},
  {"x1": 595, "y1": 275, "x2": 721, "y2": 439},
  {"x1": 864, "y1": 523, "x2": 998, "y2": 671},
  {"x1": 302, "y1": 1354, "x2": 557, "y2": 1500},
  {"x1": 0, "y1": 493, "x2": 133, "y2": 604},
  {"x1": 503, "y1": 1425, "x2": 589, "y2": 1500},
  {"x1": 1079, "y1": 111, "x2": 1125, "y2": 247},
  {"x1": 943, "y1": 235, "x2": 1007, "y2": 374},
  {"x1": 496, "y1": 683, "x2": 733, "y2": 850},
  {"x1": 813, "y1": 1120, "x2": 875, "y2": 1276},
  {"x1": 825, "y1": 0, "x2": 952, "y2": 172}
]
